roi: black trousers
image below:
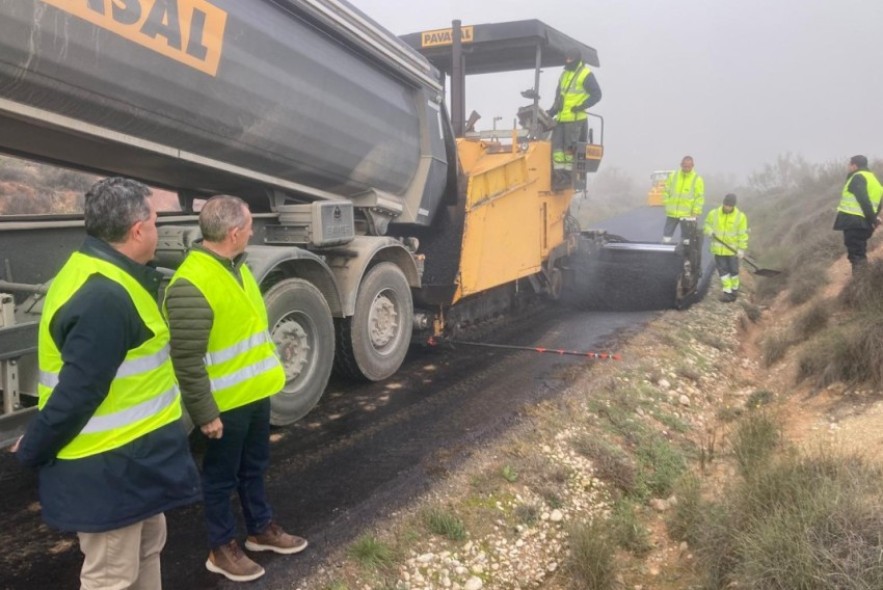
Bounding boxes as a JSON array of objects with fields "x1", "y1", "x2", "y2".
[
  {"x1": 663, "y1": 216, "x2": 683, "y2": 239},
  {"x1": 842, "y1": 227, "x2": 873, "y2": 272}
]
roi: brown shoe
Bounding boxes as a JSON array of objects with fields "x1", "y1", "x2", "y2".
[
  {"x1": 245, "y1": 521, "x2": 308, "y2": 555},
  {"x1": 206, "y1": 539, "x2": 265, "y2": 582}
]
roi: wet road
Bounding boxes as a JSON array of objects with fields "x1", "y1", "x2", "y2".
[{"x1": 0, "y1": 304, "x2": 656, "y2": 590}]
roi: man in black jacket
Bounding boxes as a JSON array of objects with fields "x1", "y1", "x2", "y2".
[
  {"x1": 14, "y1": 177, "x2": 200, "y2": 589},
  {"x1": 833, "y1": 155, "x2": 883, "y2": 274},
  {"x1": 546, "y1": 47, "x2": 602, "y2": 190}
]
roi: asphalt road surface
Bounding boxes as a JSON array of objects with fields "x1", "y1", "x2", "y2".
[
  {"x1": 0, "y1": 303, "x2": 657, "y2": 590},
  {"x1": 0, "y1": 205, "x2": 714, "y2": 589}
]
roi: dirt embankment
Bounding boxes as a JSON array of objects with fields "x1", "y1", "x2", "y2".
[{"x1": 300, "y1": 245, "x2": 883, "y2": 590}]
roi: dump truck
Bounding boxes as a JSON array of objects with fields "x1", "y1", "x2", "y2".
[{"x1": 0, "y1": 1, "x2": 696, "y2": 445}]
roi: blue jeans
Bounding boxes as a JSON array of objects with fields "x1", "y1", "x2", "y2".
[{"x1": 202, "y1": 397, "x2": 273, "y2": 548}]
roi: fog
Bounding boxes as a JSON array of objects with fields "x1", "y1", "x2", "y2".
[{"x1": 348, "y1": 0, "x2": 883, "y2": 184}]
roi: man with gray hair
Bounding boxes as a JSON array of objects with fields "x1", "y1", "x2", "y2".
[
  {"x1": 164, "y1": 195, "x2": 307, "y2": 583},
  {"x1": 14, "y1": 177, "x2": 201, "y2": 589}
]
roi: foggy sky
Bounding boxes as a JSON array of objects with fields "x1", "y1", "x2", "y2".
[{"x1": 348, "y1": 0, "x2": 883, "y2": 185}]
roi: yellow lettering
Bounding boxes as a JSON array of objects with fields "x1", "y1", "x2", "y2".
[{"x1": 40, "y1": 0, "x2": 228, "y2": 76}]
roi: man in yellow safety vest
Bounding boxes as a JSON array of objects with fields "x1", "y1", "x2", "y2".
[
  {"x1": 662, "y1": 155, "x2": 705, "y2": 243},
  {"x1": 14, "y1": 177, "x2": 200, "y2": 589},
  {"x1": 833, "y1": 155, "x2": 882, "y2": 274},
  {"x1": 547, "y1": 47, "x2": 602, "y2": 191},
  {"x1": 704, "y1": 193, "x2": 749, "y2": 302},
  {"x1": 164, "y1": 196, "x2": 307, "y2": 583}
]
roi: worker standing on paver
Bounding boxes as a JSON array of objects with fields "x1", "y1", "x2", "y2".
[
  {"x1": 704, "y1": 193, "x2": 749, "y2": 302},
  {"x1": 662, "y1": 156, "x2": 705, "y2": 243},
  {"x1": 547, "y1": 47, "x2": 602, "y2": 190}
]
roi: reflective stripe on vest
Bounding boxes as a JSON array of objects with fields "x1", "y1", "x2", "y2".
[
  {"x1": 557, "y1": 64, "x2": 591, "y2": 123},
  {"x1": 839, "y1": 170, "x2": 883, "y2": 217},
  {"x1": 39, "y1": 346, "x2": 170, "y2": 389},
  {"x1": 38, "y1": 252, "x2": 182, "y2": 460},
  {"x1": 664, "y1": 171, "x2": 699, "y2": 218},
  {"x1": 166, "y1": 250, "x2": 285, "y2": 413}
]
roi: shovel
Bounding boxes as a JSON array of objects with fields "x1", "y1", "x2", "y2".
[{"x1": 711, "y1": 235, "x2": 782, "y2": 277}]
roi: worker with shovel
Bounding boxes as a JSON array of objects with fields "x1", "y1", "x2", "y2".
[{"x1": 704, "y1": 193, "x2": 749, "y2": 302}]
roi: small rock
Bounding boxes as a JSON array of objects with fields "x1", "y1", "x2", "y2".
[
  {"x1": 679, "y1": 394, "x2": 691, "y2": 407},
  {"x1": 464, "y1": 577, "x2": 483, "y2": 590},
  {"x1": 550, "y1": 509, "x2": 564, "y2": 522}
]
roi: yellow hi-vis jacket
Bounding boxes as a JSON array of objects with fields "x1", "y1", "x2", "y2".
[
  {"x1": 38, "y1": 252, "x2": 181, "y2": 460},
  {"x1": 556, "y1": 64, "x2": 592, "y2": 123},
  {"x1": 167, "y1": 250, "x2": 284, "y2": 412},
  {"x1": 664, "y1": 170, "x2": 705, "y2": 218},
  {"x1": 704, "y1": 206, "x2": 749, "y2": 256},
  {"x1": 839, "y1": 170, "x2": 883, "y2": 217}
]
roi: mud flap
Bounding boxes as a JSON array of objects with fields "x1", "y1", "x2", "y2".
[{"x1": 561, "y1": 231, "x2": 695, "y2": 311}]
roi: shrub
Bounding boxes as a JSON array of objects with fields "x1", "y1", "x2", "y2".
[
  {"x1": 760, "y1": 330, "x2": 791, "y2": 367},
  {"x1": 424, "y1": 508, "x2": 466, "y2": 541},
  {"x1": 790, "y1": 299, "x2": 833, "y2": 341},
  {"x1": 666, "y1": 474, "x2": 703, "y2": 545},
  {"x1": 731, "y1": 412, "x2": 780, "y2": 479},
  {"x1": 347, "y1": 535, "x2": 394, "y2": 570},
  {"x1": 609, "y1": 499, "x2": 652, "y2": 556},
  {"x1": 566, "y1": 518, "x2": 617, "y2": 590},
  {"x1": 798, "y1": 317, "x2": 883, "y2": 388},
  {"x1": 838, "y1": 259, "x2": 883, "y2": 315}
]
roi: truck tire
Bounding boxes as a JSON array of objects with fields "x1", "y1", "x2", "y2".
[
  {"x1": 335, "y1": 262, "x2": 413, "y2": 381},
  {"x1": 265, "y1": 278, "x2": 335, "y2": 426}
]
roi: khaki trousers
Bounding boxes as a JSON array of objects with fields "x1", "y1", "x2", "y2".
[{"x1": 77, "y1": 513, "x2": 167, "y2": 590}]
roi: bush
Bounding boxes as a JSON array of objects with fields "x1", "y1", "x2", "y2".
[
  {"x1": 567, "y1": 518, "x2": 618, "y2": 590},
  {"x1": 731, "y1": 412, "x2": 780, "y2": 479},
  {"x1": 798, "y1": 317, "x2": 883, "y2": 388},
  {"x1": 347, "y1": 535, "x2": 395, "y2": 570},
  {"x1": 791, "y1": 298, "x2": 833, "y2": 341},
  {"x1": 838, "y1": 259, "x2": 883, "y2": 315},
  {"x1": 609, "y1": 499, "x2": 652, "y2": 556},
  {"x1": 787, "y1": 262, "x2": 828, "y2": 305},
  {"x1": 424, "y1": 507, "x2": 466, "y2": 541},
  {"x1": 760, "y1": 329, "x2": 791, "y2": 367},
  {"x1": 666, "y1": 474, "x2": 703, "y2": 545},
  {"x1": 688, "y1": 443, "x2": 883, "y2": 590}
]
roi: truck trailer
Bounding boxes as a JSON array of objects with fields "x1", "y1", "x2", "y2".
[{"x1": 0, "y1": 0, "x2": 694, "y2": 444}]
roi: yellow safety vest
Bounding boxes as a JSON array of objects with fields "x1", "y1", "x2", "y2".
[
  {"x1": 38, "y1": 252, "x2": 181, "y2": 460},
  {"x1": 166, "y1": 250, "x2": 284, "y2": 412},
  {"x1": 664, "y1": 170, "x2": 704, "y2": 218},
  {"x1": 556, "y1": 64, "x2": 591, "y2": 123},
  {"x1": 704, "y1": 206, "x2": 749, "y2": 255},
  {"x1": 839, "y1": 170, "x2": 883, "y2": 217}
]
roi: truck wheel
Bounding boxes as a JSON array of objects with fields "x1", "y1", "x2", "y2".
[
  {"x1": 547, "y1": 266, "x2": 564, "y2": 301},
  {"x1": 265, "y1": 278, "x2": 334, "y2": 426},
  {"x1": 335, "y1": 262, "x2": 413, "y2": 381}
]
